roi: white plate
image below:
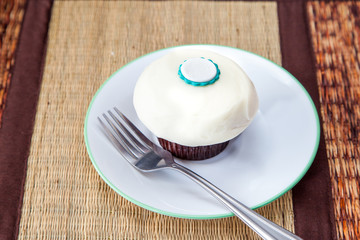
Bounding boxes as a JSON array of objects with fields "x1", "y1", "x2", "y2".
[{"x1": 84, "y1": 45, "x2": 320, "y2": 219}]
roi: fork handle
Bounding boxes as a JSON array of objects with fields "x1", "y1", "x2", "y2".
[{"x1": 171, "y1": 163, "x2": 302, "y2": 240}]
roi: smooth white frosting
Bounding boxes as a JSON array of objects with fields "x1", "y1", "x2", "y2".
[{"x1": 133, "y1": 49, "x2": 259, "y2": 146}]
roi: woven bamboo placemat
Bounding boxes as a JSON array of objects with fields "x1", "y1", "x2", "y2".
[
  {"x1": 308, "y1": 2, "x2": 360, "y2": 239},
  {"x1": 18, "y1": 1, "x2": 294, "y2": 239},
  {"x1": 0, "y1": 0, "x2": 26, "y2": 125}
]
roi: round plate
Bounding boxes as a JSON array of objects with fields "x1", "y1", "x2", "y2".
[{"x1": 84, "y1": 45, "x2": 320, "y2": 219}]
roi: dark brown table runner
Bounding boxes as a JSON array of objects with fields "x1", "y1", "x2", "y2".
[
  {"x1": 2, "y1": 0, "x2": 360, "y2": 239},
  {"x1": 278, "y1": 1, "x2": 335, "y2": 239},
  {"x1": 0, "y1": 1, "x2": 53, "y2": 239}
]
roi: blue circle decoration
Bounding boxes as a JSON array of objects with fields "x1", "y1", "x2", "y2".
[{"x1": 178, "y1": 58, "x2": 220, "y2": 86}]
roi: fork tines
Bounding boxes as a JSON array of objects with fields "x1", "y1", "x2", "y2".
[{"x1": 98, "y1": 107, "x2": 152, "y2": 160}]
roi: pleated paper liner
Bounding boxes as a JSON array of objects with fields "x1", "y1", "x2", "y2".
[
  {"x1": 18, "y1": 1, "x2": 293, "y2": 239},
  {"x1": 158, "y1": 138, "x2": 229, "y2": 160},
  {"x1": 307, "y1": 2, "x2": 360, "y2": 239}
]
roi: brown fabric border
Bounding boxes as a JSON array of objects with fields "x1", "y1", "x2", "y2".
[
  {"x1": 0, "y1": 0, "x2": 27, "y2": 126},
  {"x1": 277, "y1": 1, "x2": 336, "y2": 239},
  {"x1": 0, "y1": 0, "x2": 53, "y2": 239}
]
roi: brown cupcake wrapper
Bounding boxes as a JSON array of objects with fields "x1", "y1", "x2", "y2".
[{"x1": 158, "y1": 138, "x2": 229, "y2": 160}]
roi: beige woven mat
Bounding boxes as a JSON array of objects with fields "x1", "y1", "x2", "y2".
[
  {"x1": 18, "y1": 1, "x2": 293, "y2": 239},
  {"x1": 308, "y1": 2, "x2": 360, "y2": 239}
]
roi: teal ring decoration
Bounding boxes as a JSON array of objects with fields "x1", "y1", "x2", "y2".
[{"x1": 178, "y1": 58, "x2": 221, "y2": 86}]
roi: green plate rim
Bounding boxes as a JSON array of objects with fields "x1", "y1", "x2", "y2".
[{"x1": 84, "y1": 44, "x2": 321, "y2": 219}]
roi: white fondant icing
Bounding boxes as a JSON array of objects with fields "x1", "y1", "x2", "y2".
[
  {"x1": 180, "y1": 58, "x2": 217, "y2": 83},
  {"x1": 133, "y1": 49, "x2": 259, "y2": 146}
]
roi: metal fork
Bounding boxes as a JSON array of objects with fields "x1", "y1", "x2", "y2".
[{"x1": 98, "y1": 107, "x2": 302, "y2": 240}]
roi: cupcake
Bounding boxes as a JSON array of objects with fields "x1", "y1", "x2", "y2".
[{"x1": 133, "y1": 49, "x2": 258, "y2": 160}]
